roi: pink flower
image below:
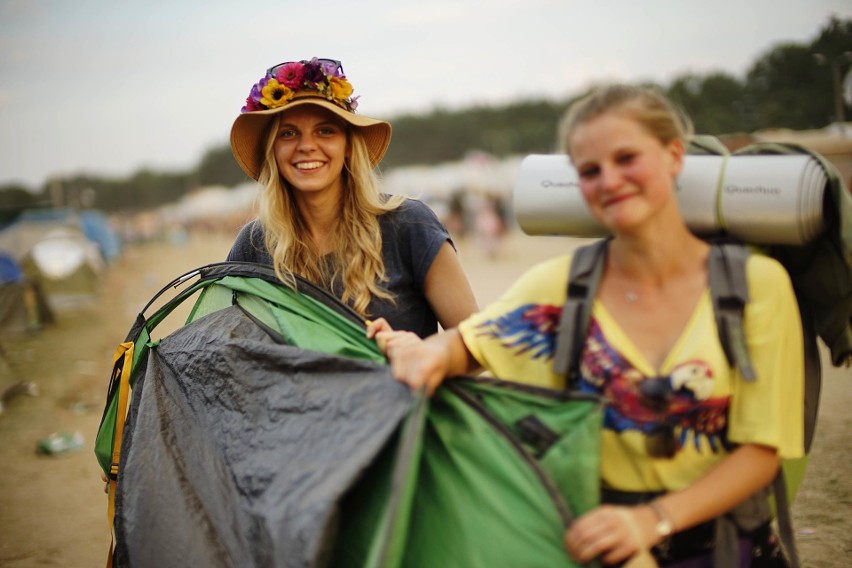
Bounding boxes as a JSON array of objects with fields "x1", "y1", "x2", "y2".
[{"x1": 275, "y1": 63, "x2": 305, "y2": 90}]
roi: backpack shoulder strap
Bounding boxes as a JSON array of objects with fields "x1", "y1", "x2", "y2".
[
  {"x1": 554, "y1": 240, "x2": 756, "y2": 385},
  {"x1": 553, "y1": 239, "x2": 608, "y2": 387},
  {"x1": 707, "y1": 243, "x2": 757, "y2": 381}
]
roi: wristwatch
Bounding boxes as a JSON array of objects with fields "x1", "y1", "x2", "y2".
[{"x1": 648, "y1": 501, "x2": 674, "y2": 540}]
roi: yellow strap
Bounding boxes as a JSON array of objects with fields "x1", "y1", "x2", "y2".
[{"x1": 106, "y1": 341, "x2": 134, "y2": 568}]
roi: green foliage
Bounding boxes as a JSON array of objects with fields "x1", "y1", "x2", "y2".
[
  {"x1": 381, "y1": 100, "x2": 566, "y2": 169},
  {"x1": 198, "y1": 145, "x2": 251, "y2": 187},
  {"x1": 2, "y1": 15, "x2": 849, "y2": 215},
  {"x1": 0, "y1": 186, "x2": 46, "y2": 227},
  {"x1": 668, "y1": 73, "x2": 752, "y2": 134},
  {"x1": 746, "y1": 43, "x2": 832, "y2": 129}
]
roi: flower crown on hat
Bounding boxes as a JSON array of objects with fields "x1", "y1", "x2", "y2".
[{"x1": 241, "y1": 57, "x2": 359, "y2": 114}]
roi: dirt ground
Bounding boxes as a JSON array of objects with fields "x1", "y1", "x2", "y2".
[{"x1": 0, "y1": 229, "x2": 848, "y2": 567}]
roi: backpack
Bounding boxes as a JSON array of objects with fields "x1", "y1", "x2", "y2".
[{"x1": 546, "y1": 136, "x2": 852, "y2": 568}]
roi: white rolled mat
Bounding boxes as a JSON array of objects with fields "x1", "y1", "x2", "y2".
[{"x1": 512, "y1": 154, "x2": 826, "y2": 244}]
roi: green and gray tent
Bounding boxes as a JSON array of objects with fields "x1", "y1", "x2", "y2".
[{"x1": 95, "y1": 262, "x2": 603, "y2": 568}]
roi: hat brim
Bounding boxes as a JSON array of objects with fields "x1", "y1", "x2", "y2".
[{"x1": 230, "y1": 96, "x2": 391, "y2": 181}]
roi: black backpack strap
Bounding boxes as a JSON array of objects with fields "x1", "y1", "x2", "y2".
[
  {"x1": 553, "y1": 239, "x2": 608, "y2": 388},
  {"x1": 707, "y1": 244, "x2": 756, "y2": 381},
  {"x1": 709, "y1": 243, "x2": 803, "y2": 566}
]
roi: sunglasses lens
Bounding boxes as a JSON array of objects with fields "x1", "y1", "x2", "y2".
[
  {"x1": 267, "y1": 62, "x2": 287, "y2": 76},
  {"x1": 646, "y1": 424, "x2": 677, "y2": 459}
]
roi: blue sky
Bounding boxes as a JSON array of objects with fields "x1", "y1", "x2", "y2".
[{"x1": 0, "y1": 0, "x2": 849, "y2": 189}]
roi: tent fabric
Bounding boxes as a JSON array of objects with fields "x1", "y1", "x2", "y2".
[
  {"x1": 0, "y1": 252, "x2": 23, "y2": 284},
  {"x1": 80, "y1": 210, "x2": 122, "y2": 263},
  {"x1": 115, "y1": 307, "x2": 412, "y2": 568},
  {"x1": 98, "y1": 262, "x2": 603, "y2": 568},
  {"x1": 333, "y1": 379, "x2": 602, "y2": 568},
  {"x1": 94, "y1": 262, "x2": 381, "y2": 476},
  {"x1": 0, "y1": 213, "x2": 105, "y2": 310},
  {"x1": 0, "y1": 252, "x2": 54, "y2": 335}
]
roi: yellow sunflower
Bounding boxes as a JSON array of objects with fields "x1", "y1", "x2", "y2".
[{"x1": 260, "y1": 79, "x2": 294, "y2": 109}]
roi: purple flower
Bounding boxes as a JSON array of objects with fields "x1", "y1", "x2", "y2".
[
  {"x1": 240, "y1": 76, "x2": 272, "y2": 112},
  {"x1": 302, "y1": 59, "x2": 326, "y2": 88},
  {"x1": 250, "y1": 76, "x2": 269, "y2": 102},
  {"x1": 349, "y1": 95, "x2": 360, "y2": 111},
  {"x1": 320, "y1": 60, "x2": 342, "y2": 78}
]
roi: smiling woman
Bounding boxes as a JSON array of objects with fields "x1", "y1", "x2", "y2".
[
  {"x1": 226, "y1": 57, "x2": 478, "y2": 338},
  {"x1": 378, "y1": 84, "x2": 805, "y2": 567}
]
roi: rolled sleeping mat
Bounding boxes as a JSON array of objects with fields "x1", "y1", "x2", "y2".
[{"x1": 512, "y1": 154, "x2": 828, "y2": 245}]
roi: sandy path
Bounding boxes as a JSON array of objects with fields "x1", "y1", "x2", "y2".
[{"x1": 0, "y1": 229, "x2": 848, "y2": 567}]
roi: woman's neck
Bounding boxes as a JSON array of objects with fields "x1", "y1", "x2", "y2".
[
  {"x1": 608, "y1": 214, "x2": 709, "y2": 283},
  {"x1": 293, "y1": 190, "x2": 341, "y2": 255}
]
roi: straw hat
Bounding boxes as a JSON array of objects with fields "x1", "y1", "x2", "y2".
[{"x1": 230, "y1": 58, "x2": 392, "y2": 181}]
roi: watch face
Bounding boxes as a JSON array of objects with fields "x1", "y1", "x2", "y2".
[
  {"x1": 656, "y1": 518, "x2": 673, "y2": 538},
  {"x1": 650, "y1": 502, "x2": 673, "y2": 538}
]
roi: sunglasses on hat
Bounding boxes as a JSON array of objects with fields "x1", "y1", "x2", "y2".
[{"x1": 266, "y1": 58, "x2": 345, "y2": 78}]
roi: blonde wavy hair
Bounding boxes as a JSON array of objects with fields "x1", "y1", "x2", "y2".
[{"x1": 256, "y1": 115, "x2": 404, "y2": 317}]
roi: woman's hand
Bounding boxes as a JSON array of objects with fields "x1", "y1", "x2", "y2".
[
  {"x1": 564, "y1": 504, "x2": 660, "y2": 565},
  {"x1": 366, "y1": 318, "x2": 422, "y2": 355},
  {"x1": 368, "y1": 322, "x2": 475, "y2": 397},
  {"x1": 565, "y1": 444, "x2": 780, "y2": 565},
  {"x1": 367, "y1": 317, "x2": 445, "y2": 395},
  {"x1": 385, "y1": 337, "x2": 455, "y2": 396}
]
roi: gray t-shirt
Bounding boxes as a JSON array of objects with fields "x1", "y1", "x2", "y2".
[{"x1": 226, "y1": 198, "x2": 453, "y2": 338}]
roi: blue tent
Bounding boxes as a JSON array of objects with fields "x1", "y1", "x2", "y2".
[
  {"x1": 0, "y1": 252, "x2": 23, "y2": 285},
  {"x1": 80, "y1": 210, "x2": 122, "y2": 263}
]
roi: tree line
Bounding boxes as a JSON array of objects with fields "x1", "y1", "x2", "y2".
[{"x1": 1, "y1": 15, "x2": 849, "y2": 222}]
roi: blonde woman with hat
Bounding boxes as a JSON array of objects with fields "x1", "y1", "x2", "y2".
[{"x1": 228, "y1": 57, "x2": 477, "y2": 338}]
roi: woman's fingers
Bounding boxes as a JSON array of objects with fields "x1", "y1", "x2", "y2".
[
  {"x1": 564, "y1": 506, "x2": 646, "y2": 565},
  {"x1": 365, "y1": 317, "x2": 392, "y2": 339},
  {"x1": 373, "y1": 329, "x2": 421, "y2": 358}
]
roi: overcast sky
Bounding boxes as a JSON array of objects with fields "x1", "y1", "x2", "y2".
[{"x1": 0, "y1": 0, "x2": 849, "y2": 189}]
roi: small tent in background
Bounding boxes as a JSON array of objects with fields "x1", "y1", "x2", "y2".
[
  {"x1": 0, "y1": 209, "x2": 108, "y2": 311},
  {"x1": 0, "y1": 250, "x2": 54, "y2": 405},
  {"x1": 0, "y1": 251, "x2": 53, "y2": 335}
]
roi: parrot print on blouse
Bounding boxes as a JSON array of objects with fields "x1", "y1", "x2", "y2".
[{"x1": 474, "y1": 305, "x2": 730, "y2": 455}]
